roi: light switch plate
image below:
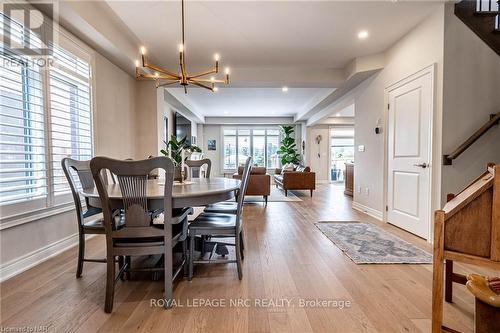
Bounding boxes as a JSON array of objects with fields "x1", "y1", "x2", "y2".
[{"x1": 358, "y1": 145, "x2": 365, "y2": 152}]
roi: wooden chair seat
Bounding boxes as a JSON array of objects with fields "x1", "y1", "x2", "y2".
[
  {"x1": 203, "y1": 202, "x2": 237, "y2": 215},
  {"x1": 189, "y1": 213, "x2": 237, "y2": 232},
  {"x1": 82, "y1": 206, "x2": 102, "y2": 218},
  {"x1": 82, "y1": 218, "x2": 106, "y2": 231},
  {"x1": 83, "y1": 214, "x2": 126, "y2": 232}
]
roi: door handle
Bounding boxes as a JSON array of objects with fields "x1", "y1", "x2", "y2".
[{"x1": 413, "y1": 162, "x2": 428, "y2": 169}]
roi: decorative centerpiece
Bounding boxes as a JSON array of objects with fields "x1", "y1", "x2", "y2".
[{"x1": 161, "y1": 135, "x2": 201, "y2": 182}]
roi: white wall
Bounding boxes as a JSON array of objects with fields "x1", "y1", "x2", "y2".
[
  {"x1": 201, "y1": 125, "x2": 223, "y2": 176},
  {"x1": 93, "y1": 54, "x2": 137, "y2": 159},
  {"x1": 0, "y1": 53, "x2": 139, "y2": 279},
  {"x1": 306, "y1": 125, "x2": 330, "y2": 183},
  {"x1": 135, "y1": 81, "x2": 159, "y2": 158},
  {"x1": 352, "y1": 7, "x2": 445, "y2": 216},
  {"x1": 441, "y1": 3, "x2": 500, "y2": 201}
]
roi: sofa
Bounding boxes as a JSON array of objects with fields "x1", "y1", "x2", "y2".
[
  {"x1": 273, "y1": 165, "x2": 315, "y2": 197},
  {"x1": 233, "y1": 166, "x2": 271, "y2": 203}
]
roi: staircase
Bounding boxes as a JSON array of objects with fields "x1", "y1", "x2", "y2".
[{"x1": 455, "y1": 0, "x2": 500, "y2": 56}]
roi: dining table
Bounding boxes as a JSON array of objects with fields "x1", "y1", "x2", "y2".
[{"x1": 81, "y1": 177, "x2": 241, "y2": 210}]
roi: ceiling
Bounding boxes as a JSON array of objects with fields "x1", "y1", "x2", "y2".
[
  {"x1": 106, "y1": 0, "x2": 440, "y2": 71},
  {"x1": 167, "y1": 87, "x2": 335, "y2": 117},
  {"x1": 105, "y1": 0, "x2": 441, "y2": 119}
]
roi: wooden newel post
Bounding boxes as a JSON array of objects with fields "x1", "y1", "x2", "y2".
[{"x1": 432, "y1": 210, "x2": 445, "y2": 333}]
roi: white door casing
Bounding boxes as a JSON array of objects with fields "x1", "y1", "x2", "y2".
[{"x1": 386, "y1": 68, "x2": 434, "y2": 240}]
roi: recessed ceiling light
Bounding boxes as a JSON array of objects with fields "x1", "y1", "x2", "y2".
[
  {"x1": 213, "y1": 87, "x2": 219, "y2": 92},
  {"x1": 336, "y1": 112, "x2": 341, "y2": 117},
  {"x1": 282, "y1": 86, "x2": 288, "y2": 92},
  {"x1": 358, "y1": 30, "x2": 369, "y2": 40}
]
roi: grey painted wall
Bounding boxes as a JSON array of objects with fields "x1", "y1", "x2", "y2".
[{"x1": 441, "y1": 2, "x2": 500, "y2": 203}]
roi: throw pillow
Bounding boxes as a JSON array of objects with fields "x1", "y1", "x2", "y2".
[{"x1": 281, "y1": 163, "x2": 295, "y2": 174}]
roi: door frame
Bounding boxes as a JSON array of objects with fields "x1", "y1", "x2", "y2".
[{"x1": 383, "y1": 64, "x2": 437, "y2": 241}]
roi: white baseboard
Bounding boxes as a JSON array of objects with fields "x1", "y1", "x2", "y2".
[
  {"x1": 0, "y1": 233, "x2": 95, "y2": 282},
  {"x1": 352, "y1": 201, "x2": 383, "y2": 221}
]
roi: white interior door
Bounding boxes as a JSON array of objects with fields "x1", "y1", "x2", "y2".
[{"x1": 387, "y1": 69, "x2": 433, "y2": 239}]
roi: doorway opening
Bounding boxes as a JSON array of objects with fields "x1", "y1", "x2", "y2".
[{"x1": 329, "y1": 126, "x2": 355, "y2": 183}]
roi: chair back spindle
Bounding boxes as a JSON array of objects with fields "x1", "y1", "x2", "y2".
[{"x1": 117, "y1": 174, "x2": 150, "y2": 227}]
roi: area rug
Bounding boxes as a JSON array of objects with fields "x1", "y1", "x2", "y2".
[
  {"x1": 315, "y1": 222, "x2": 432, "y2": 264},
  {"x1": 244, "y1": 187, "x2": 302, "y2": 203}
]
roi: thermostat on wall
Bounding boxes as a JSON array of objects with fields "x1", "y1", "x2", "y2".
[{"x1": 358, "y1": 145, "x2": 365, "y2": 152}]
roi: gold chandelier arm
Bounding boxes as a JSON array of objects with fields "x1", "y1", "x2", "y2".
[
  {"x1": 141, "y1": 73, "x2": 180, "y2": 81},
  {"x1": 190, "y1": 77, "x2": 225, "y2": 84},
  {"x1": 143, "y1": 63, "x2": 180, "y2": 79},
  {"x1": 188, "y1": 68, "x2": 218, "y2": 80},
  {"x1": 189, "y1": 80, "x2": 214, "y2": 92},
  {"x1": 157, "y1": 80, "x2": 182, "y2": 88}
]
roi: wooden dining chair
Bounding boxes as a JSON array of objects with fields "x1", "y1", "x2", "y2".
[
  {"x1": 186, "y1": 158, "x2": 211, "y2": 179},
  {"x1": 90, "y1": 156, "x2": 192, "y2": 312},
  {"x1": 188, "y1": 157, "x2": 252, "y2": 280},
  {"x1": 62, "y1": 158, "x2": 120, "y2": 278}
]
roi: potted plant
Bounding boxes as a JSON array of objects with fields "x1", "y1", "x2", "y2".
[
  {"x1": 160, "y1": 135, "x2": 201, "y2": 181},
  {"x1": 277, "y1": 125, "x2": 301, "y2": 166}
]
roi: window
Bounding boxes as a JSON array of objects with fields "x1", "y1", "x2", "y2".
[
  {"x1": 0, "y1": 12, "x2": 93, "y2": 215},
  {"x1": 222, "y1": 127, "x2": 281, "y2": 170}
]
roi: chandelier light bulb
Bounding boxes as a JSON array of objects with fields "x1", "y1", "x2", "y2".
[
  {"x1": 282, "y1": 86, "x2": 288, "y2": 92},
  {"x1": 210, "y1": 76, "x2": 215, "y2": 82},
  {"x1": 358, "y1": 30, "x2": 369, "y2": 39},
  {"x1": 214, "y1": 53, "x2": 220, "y2": 61},
  {"x1": 154, "y1": 72, "x2": 159, "y2": 78},
  {"x1": 140, "y1": 46, "x2": 146, "y2": 55},
  {"x1": 225, "y1": 67, "x2": 230, "y2": 75},
  {"x1": 135, "y1": 60, "x2": 140, "y2": 67},
  {"x1": 214, "y1": 87, "x2": 219, "y2": 92},
  {"x1": 178, "y1": 43, "x2": 184, "y2": 52}
]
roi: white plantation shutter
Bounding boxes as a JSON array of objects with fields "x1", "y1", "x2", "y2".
[
  {"x1": 0, "y1": 51, "x2": 47, "y2": 205},
  {"x1": 0, "y1": 9, "x2": 94, "y2": 219},
  {"x1": 49, "y1": 46, "x2": 92, "y2": 197}
]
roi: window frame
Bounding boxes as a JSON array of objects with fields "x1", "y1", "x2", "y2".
[
  {"x1": 221, "y1": 126, "x2": 282, "y2": 172},
  {"x1": 0, "y1": 11, "x2": 96, "y2": 229}
]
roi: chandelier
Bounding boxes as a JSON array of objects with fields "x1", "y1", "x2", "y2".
[{"x1": 135, "y1": 0, "x2": 230, "y2": 93}]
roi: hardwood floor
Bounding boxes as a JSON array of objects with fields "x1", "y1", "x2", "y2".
[{"x1": 1, "y1": 184, "x2": 498, "y2": 333}]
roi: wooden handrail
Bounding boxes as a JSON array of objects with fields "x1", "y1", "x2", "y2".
[{"x1": 443, "y1": 112, "x2": 500, "y2": 165}]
